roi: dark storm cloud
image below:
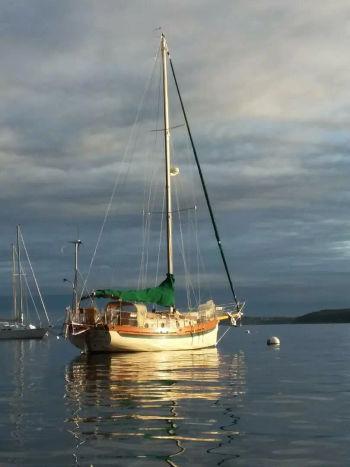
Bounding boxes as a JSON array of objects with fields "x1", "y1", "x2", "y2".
[{"x1": 1, "y1": 1, "x2": 350, "y2": 315}]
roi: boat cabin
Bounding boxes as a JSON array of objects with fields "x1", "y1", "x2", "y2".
[{"x1": 73, "y1": 299, "x2": 218, "y2": 331}]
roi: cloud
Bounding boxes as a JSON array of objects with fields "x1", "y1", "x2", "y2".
[{"x1": 0, "y1": 1, "x2": 350, "y2": 315}]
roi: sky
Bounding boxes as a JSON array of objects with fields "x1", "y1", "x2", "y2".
[{"x1": 1, "y1": 0, "x2": 350, "y2": 316}]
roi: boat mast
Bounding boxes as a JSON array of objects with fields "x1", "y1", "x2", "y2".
[
  {"x1": 12, "y1": 244, "x2": 17, "y2": 321},
  {"x1": 72, "y1": 239, "x2": 82, "y2": 312},
  {"x1": 16, "y1": 225, "x2": 24, "y2": 324},
  {"x1": 161, "y1": 34, "x2": 174, "y2": 300}
]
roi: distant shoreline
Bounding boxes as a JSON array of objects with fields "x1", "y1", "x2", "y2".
[{"x1": 242, "y1": 308, "x2": 350, "y2": 325}]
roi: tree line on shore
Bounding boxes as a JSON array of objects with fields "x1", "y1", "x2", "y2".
[{"x1": 241, "y1": 308, "x2": 350, "y2": 325}]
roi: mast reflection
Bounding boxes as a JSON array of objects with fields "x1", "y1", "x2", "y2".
[{"x1": 11, "y1": 341, "x2": 25, "y2": 446}]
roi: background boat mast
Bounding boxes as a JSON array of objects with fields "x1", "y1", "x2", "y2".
[
  {"x1": 16, "y1": 225, "x2": 24, "y2": 324},
  {"x1": 12, "y1": 244, "x2": 17, "y2": 321},
  {"x1": 161, "y1": 34, "x2": 174, "y2": 289}
]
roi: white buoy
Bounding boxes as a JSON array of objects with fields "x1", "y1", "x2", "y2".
[
  {"x1": 245, "y1": 330, "x2": 251, "y2": 334},
  {"x1": 267, "y1": 336, "x2": 280, "y2": 346}
]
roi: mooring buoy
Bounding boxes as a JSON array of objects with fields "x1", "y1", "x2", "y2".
[{"x1": 267, "y1": 336, "x2": 280, "y2": 346}]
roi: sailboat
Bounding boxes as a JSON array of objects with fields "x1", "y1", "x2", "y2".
[
  {"x1": 64, "y1": 35, "x2": 243, "y2": 353},
  {"x1": 0, "y1": 226, "x2": 49, "y2": 339}
]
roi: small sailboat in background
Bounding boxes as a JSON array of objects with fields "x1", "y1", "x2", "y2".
[
  {"x1": 64, "y1": 34, "x2": 243, "y2": 353},
  {"x1": 0, "y1": 226, "x2": 50, "y2": 339}
]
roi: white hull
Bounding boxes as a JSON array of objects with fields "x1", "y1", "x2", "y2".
[{"x1": 69, "y1": 323, "x2": 219, "y2": 353}]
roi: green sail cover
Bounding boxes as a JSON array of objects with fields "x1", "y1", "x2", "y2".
[{"x1": 94, "y1": 273, "x2": 175, "y2": 307}]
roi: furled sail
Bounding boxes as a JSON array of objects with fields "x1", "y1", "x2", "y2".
[{"x1": 90, "y1": 273, "x2": 175, "y2": 307}]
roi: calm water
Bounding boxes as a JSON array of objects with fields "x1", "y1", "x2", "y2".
[{"x1": 0, "y1": 324, "x2": 350, "y2": 466}]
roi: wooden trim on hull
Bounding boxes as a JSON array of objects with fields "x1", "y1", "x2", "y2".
[
  {"x1": 68, "y1": 319, "x2": 219, "y2": 353},
  {"x1": 117, "y1": 329, "x2": 214, "y2": 339},
  {"x1": 110, "y1": 317, "x2": 217, "y2": 337}
]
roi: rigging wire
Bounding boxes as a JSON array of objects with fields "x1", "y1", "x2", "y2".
[
  {"x1": 155, "y1": 188, "x2": 165, "y2": 286},
  {"x1": 138, "y1": 211, "x2": 147, "y2": 288},
  {"x1": 170, "y1": 139, "x2": 207, "y2": 307},
  {"x1": 139, "y1": 53, "x2": 163, "y2": 288},
  {"x1": 152, "y1": 65, "x2": 165, "y2": 288},
  {"x1": 216, "y1": 325, "x2": 232, "y2": 345},
  {"x1": 78, "y1": 270, "x2": 89, "y2": 296},
  {"x1": 21, "y1": 263, "x2": 42, "y2": 325},
  {"x1": 142, "y1": 158, "x2": 162, "y2": 288},
  {"x1": 19, "y1": 229, "x2": 50, "y2": 325},
  {"x1": 81, "y1": 46, "x2": 161, "y2": 298},
  {"x1": 144, "y1": 212, "x2": 151, "y2": 287},
  {"x1": 169, "y1": 56, "x2": 240, "y2": 307},
  {"x1": 173, "y1": 178, "x2": 192, "y2": 309},
  {"x1": 171, "y1": 106, "x2": 205, "y2": 307},
  {"x1": 193, "y1": 207, "x2": 201, "y2": 305}
]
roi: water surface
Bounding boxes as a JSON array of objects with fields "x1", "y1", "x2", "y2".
[{"x1": 1, "y1": 324, "x2": 349, "y2": 466}]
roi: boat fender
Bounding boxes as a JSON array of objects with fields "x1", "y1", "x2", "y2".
[{"x1": 267, "y1": 336, "x2": 280, "y2": 346}]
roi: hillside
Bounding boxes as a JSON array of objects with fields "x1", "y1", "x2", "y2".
[
  {"x1": 294, "y1": 308, "x2": 350, "y2": 323},
  {"x1": 241, "y1": 308, "x2": 350, "y2": 325}
]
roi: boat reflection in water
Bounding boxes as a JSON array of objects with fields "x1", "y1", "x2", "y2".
[
  {"x1": 1, "y1": 339, "x2": 48, "y2": 466},
  {"x1": 65, "y1": 348, "x2": 246, "y2": 465},
  {"x1": 10, "y1": 341, "x2": 25, "y2": 446}
]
